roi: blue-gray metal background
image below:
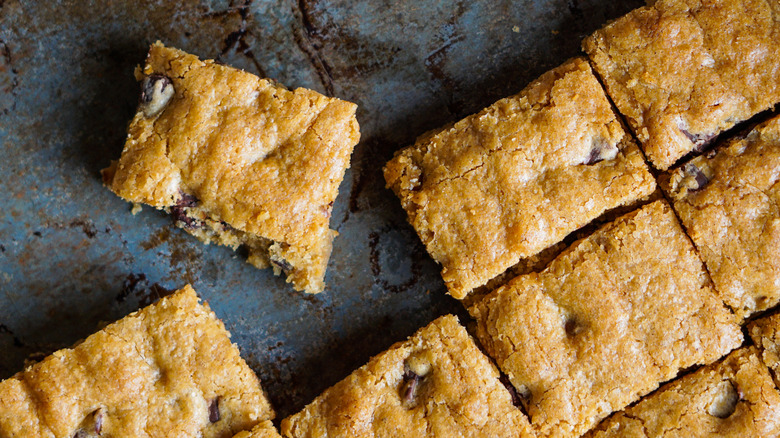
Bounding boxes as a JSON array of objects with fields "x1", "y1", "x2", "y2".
[{"x1": 0, "y1": 0, "x2": 642, "y2": 419}]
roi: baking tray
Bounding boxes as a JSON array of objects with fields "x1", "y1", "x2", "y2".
[{"x1": 0, "y1": 0, "x2": 643, "y2": 418}]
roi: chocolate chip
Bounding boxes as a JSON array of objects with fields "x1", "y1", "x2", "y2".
[
  {"x1": 170, "y1": 205, "x2": 202, "y2": 229},
  {"x1": 499, "y1": 374, "x2": 522, "y2": 407},
  {"x1": 71, "y1": 408, "x2": 104, "y2": 438},
  {"x1": 683, "y1": 163, "x2": 710, "y2": 191},
  {"x1": 564, "y1": 318, "x2": 583, "y2": 337},
  {"x1": 401, "y1": 369, "x2": 421, "y2": 405},
  {"x1": 680, "y1": 128, "x2": 716, "y2": 152},
  {"x1": 271, "y1": 258, "x2": 293, "y2": 273},
  {"x1": 176, "y1": 192, "x2": 198, "y2": 208},
  {"x1": 140, "y1": 74, "x2": 174, "y2": 118},
  {"x1": 93, "y1": 409, "x2": 103, "y2": 434},
  {"x1": 583, "y1": 139, "x2": 618, "y2": 165},
  {"x1": 708, "y1": 380, "x2": 739, "y2": 419},
  {"x1": 209, "y1": 396, "x2": 221, "y2": 423}
]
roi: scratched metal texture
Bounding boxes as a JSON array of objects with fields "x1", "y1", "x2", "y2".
[{"x1": 0, "y1": 0, "x2": 643, "y2": 419}]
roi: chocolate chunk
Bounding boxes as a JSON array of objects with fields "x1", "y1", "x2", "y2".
[
  {"x1": 564, "y1": 318, "x2": 584, "y2": 337},
  {"x1": 680, "y1": 128, "x2": 716, "y2": 152},
  {"x1": 401, "y1": 369, "x2": 421, "y2": 405},
  {"x1": 708, "y1": 380, "x2": 739, "y2": 419},
  {"x1": 271, "y1": 258, "x2": 293, "y2": 273},
  {"x1": 176, "y1": 192, "x2": 198, "y2": 208},
  {"x1": 499, "y1": 374, "x2": 522, "y2": 407},
  {"x1": 584, "y1": 139, "x2": 618, "y2": 165},
  {"x1": 683, "y1": 163, "x2": 710, "y2": 191},
  {"x1": 140, "y1": 74, "x2": 174, "y2": 118},
  {"x1": 209, "y1": 396, "x2": 221, "y2": 423},
  {"x1": 170, "y1": 205, "x2": 202, "y2": 229}
]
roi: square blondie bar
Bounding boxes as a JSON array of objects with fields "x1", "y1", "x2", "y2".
[
  {"x1": 661, "y1": 114, "x2": 780, "y2": 319},
  {"x1": 280, "y1": 315, "x2": 534, "y2": 438},
  {"x1": 0, "y1": 286, "x2": 274, "y2": 438},
  {"x1": 384, "y1": 57, "x2": 655, "y2": 299},
  {"x1": 102, "y1": 42, "x2": 361, "y2": 293},
  {"x1": 470, "y1": 200, "x2": 742, "y2": 437},
  {"x1": 584, "y1": 0, "x2": 780, "y2": 170},
  {"x1": 748, "y1": 312, "x2": 780, "y2": 389},
  {"x1": 586, "y1": 347, "x2": 780, "y2": 437}
]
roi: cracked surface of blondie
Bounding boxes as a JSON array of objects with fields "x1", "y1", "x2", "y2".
[
  {"x1": 0, "y1": 286, "x2": 274, "y2": 438},
  {"x1": 748, "y1": 312, "x2": 780, "y2": 389},
  {"x1": 103, "y1": 42, "x2": 361, "y2": 293},
  {"x1": 586, "y1": 347, "x2": 780, "y2": 437},
  {"x1": 584, "y1": 0, "x2": 780, "y2": 170},
  {"x1": 661, "y1": 115, "x2": 780, "y2": 320},
  {"x1": 384, "y1": 57, "x2": 655, "y2": 299},
  {"x1": 470, "y1": 200, "x2": 742, "y2": 438},
  {"x1": 281, "y1": 315, "x2": 533, "y2": 438},
  {"x1": 232, "y1": 421, "x2": 283, "y2": 438}
]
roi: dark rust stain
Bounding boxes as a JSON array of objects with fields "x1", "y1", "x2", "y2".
[
  {"x1": 32, "y1": 231, "x2": 42, "y2": 237},
  {"x1": 368, "y1": 228, "x2": 421, "y2": 294},
  {"x1": 116, "y1": 272, "x2": 175, "y2": 306},
  {"x1": 215, "y1": 0, "x2": 267, "y2": 77},
  {"x1": 140, "y1": 227, "x2": 171, "y2": 251},
  {"x1": 69, "y1": 219, "x2": 97, "y2": 238},
  {"x1": 291, "y1": 0, "x2": 334, "y2": 95}
]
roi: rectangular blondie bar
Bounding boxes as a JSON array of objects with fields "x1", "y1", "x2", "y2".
[
  {"x1": 0, "y1": 286, "x2": 274, "y2": 438},
  {"x1": 661, "y1": 114, "x2": 780, "y2": 319},
  {"x1": 584, "y1": 0, "x2": 780, "y2": 170},
  {"x1": 102, "y1": 42, "x2": 361, "y2": 293},
  {"x1": 384, "y1": 57, "x2": 655, "y2": 299},
  {"x1": 280, "y1": 315, "x2": 534, "y2": 438},
  {"x1": 586, "y1": 347, "x2": 780, "y2": 437},
  {"x1": 470, "y1": 200, "x2": 742, "y2": 437}
]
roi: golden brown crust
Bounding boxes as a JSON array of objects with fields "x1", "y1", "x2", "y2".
[
  {"x1": 748, "y1": 312, "x2": 780, "y2": 389},
  {"x1": 586, "y1": 347, "x2": 780, "y2": 437},
  {"x1": 584, "y1": 0, "x2": 780, "y2": 170},
  {"x1": 384, "y1": 57, "x2": 655, "y2": 299},
  {"x1": 470, "y1": 200, "x2": 742, "y2": 437},
  {"x1": 0, "y1": 286, "x2": 274, "y2": 437},
  {"x1": 232, "y1": 421, "x2": 283, "y2": 438},
  {"x1": 661, "y1": 115, "x2": 780, "y2": 320},
  {"x1": 103, "y1": 42, "x2": 360, "y2": 293},
  {"x1": 280, "y1": 315, "x2": 534, "y2": 438}
]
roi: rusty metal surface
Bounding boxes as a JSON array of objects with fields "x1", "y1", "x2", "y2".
[{"x1": 0, "y1": 0, "x2": 643, "y2": 419}]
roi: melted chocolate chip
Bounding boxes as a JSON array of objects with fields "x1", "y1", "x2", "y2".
[
  {"x1": 583, "y1": 140, "x2": 618, "y2": 165},
  {"x1": 176, "y1": 192, "x2": 198, "y2": 208},
  {"x1": 209, "y1": 396, "x2": 221, "y2": 423},
  {"x1": 271, "y1": 258, "x2": 293, "y2": 273},
  {"x1": 499, "y1": 374, "x2": 522, "y2": 407},
  {"x1": 140, "y1": 74, "x2": 174, "y2": 118},
  {"x1": 401, "y1": 369, "x2": 421, "y2": 404},
  {"x1": 564, "y1": 318, "x2": 583, "y2": 337},
  {"x1": 170, "y1": 205, "x2": 202, "y2": 229},
  {"x1": 683, "y1": 163, "x2": 710, "y2": 191},
  {"x1": 680, "y1": 128, "x2": 716, "y2": 152}
]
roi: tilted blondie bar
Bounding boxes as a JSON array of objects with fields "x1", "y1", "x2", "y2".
[
  {"x1": 470, "y1": 200, "x2": 742, "y2": 438},
  {"x1": 280, "y1": 315, "x2": 534, "y2": 438},
  {"x1": 748, "y1": 312, "x2": 780, "y2": 388},
  {"x1": 0, "y1": 286, "x2": 274, "y2": 437},
  {"x1": 661, "y1": 114, "x2": 780, "y2": 320},
  {"x1": 583, "y1": 0, "x2": 780, "y2": 170},
  {"x1": 102, "y1": 42, "x2": 361, "y2": 293},
  {"x1": 586, "y1": 347, "x2": 780, "y2": 438},
  {"x1": 384, "y1": 57, "x2": 655, "y2": 299},
  {"x1": 233, "y1": 421, "x2": 283, "y2": 438}
]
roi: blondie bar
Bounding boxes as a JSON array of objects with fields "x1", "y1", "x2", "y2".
[
  {"x1": 0, "y1": 286, "x2": 274, "y2": 437},
  {"x1": 233, "y1": 421, "x2": 283, "y2": 438},
  {"x1": 384, "y1": 57, "x2": 655, "y2": 299},
  {"x1": 102, "y1": 42, "x2": 361, "y2": 293},
  {"x1": 280, "y1": 315, "x2": 534, "y2": 438},
  {"x1": 470, "y1": 200, "x2": 742, "y2": 437},
  {"x1": 584, "y1": 0, "x2": 780, "y2": 170},
  {"x1": 661, "y1": 115, "x2": 780, "y2": 319},
  {"x1": 586, "y1": 347, "x2": 780, "y2": 437},
  {"x1": 748, "y1": 312, "x2": 780, "y2": 388}
]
